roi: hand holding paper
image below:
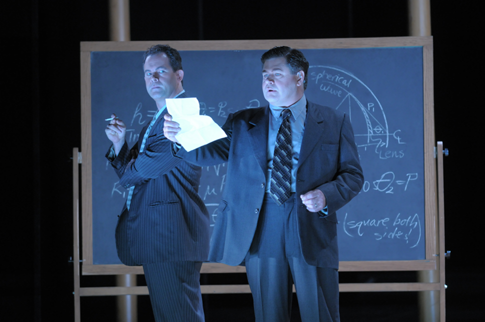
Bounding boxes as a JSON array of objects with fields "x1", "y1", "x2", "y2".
[{"x1": 166, "y1": 98, "x2": 227, "y2": 152}]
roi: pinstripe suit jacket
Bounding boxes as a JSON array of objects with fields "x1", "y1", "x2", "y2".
[
  {"x1": 107, "y1": 101, "x2": 210, "y2": 265},
  {"x1": 175, "y1": 101, "x2": 363, "y2": 269}
]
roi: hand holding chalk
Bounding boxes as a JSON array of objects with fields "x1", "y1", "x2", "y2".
[{"x1": 105, "y1": 113, "x2": 126, "y2": 153}]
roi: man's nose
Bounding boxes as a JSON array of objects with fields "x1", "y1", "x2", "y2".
[
  {"x1": 151, "y1": 74, "x2": 160, "y2": 82},
  {"x1": 265, "y1": 75, "x2": 274, "y2": 83}
]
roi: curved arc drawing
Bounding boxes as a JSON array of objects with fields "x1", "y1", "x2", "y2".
[{"x1": 308, "y1": 65, "x2": 390, "y2": 150}]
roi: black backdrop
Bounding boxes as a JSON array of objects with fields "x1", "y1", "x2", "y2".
[{"x1": 3, "y1": 0, "x2": 483, "y2": 321}]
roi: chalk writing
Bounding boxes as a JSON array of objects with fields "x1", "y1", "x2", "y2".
[
  {"x1": 111, "y1": 181, "x2": 127, "y2": 198},
  {"x1": 355, "y1": 128, "x2": 407, "y2": 158},
  {"x1": 359, "y1": 171, "x2": 419, "y2": 194},
  {"x1": 125, "y1": 129, "x2": 140, "y2": 144},
  {"x1": 342, "y1": 212, "x2": 421, "y2": 248},
  {"x1": 392, "y1": 130, "x2": 406, "y2": 144},
  {"x1": 246, "y1": 99, "x2": 261, "y2": 109},
  {"x1": 201, "y1": 164, "x2": 227, "y2": 201},
  {"x1": 311, "y1": 70, "x2": 353, "y2": 88},
  {"x1": 146, "y1": 110, "x2": 157, "y2": 119},
  {"x1": 129, "y1": 102, "x2": 159, "y2": 127},
  {"x1": 131, "y1": 103, "x2": 146, "y2": 126},
  {"x1": 199, "y1": 99, "x2": 261, "y2": 119},
  {"x1": 202, "y1": 185, "x2": 217, "y2": 200},
  {"x1": 320, "y1": 84, "x2": 343, "y2": 97},
  {"x1": 204, "y1": 203, "x2": 220, "y2": 227},
  {"x1": 199, "y1": 101, "x2": 237, "y2": 118},
  {"x1": 199, "y1": 102, "x2": 208, "y2": 115},
  {"x1": 309, "y1": 65, "x2": 389, "y2": 151},
  {"x1": 204, "y1": 164, "x2": 227, "y2": 175},
  {"x1": 220, "y1": 174, "x2": 226, "y2": 193},
  {"x1": 217, "y1": 101, "x2": 228, "y2": 117}
]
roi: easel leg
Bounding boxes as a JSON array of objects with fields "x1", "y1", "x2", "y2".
[
  {"x1": 73, "y1": 147, "x2": 81, "y2": 322},
  {"x1": 418, "y1": 271, "x2": 439, "y2": 321},
  {"x1": 418, "y1": 142, "x2": 447, "y2": 321},
  {"x1": 117, "y1": 274, "x2": 138, "y2": 322},
  {"x1": 436, "y1": 142, "x2": 447, "y2": 322}
]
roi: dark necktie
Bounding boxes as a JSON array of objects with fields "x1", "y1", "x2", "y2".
[{"x1": 270, "y1": 108, "x2": 293, "y2": 206}]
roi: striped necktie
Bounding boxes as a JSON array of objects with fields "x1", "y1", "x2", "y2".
[{"x1": 270, "y1": 108, "x2": 293, "y2": 205}]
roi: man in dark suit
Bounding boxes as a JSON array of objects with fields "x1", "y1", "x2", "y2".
[
  {"x1": 164, "y1": 46, "x2": 363, "y2": 321},
  {"x1": 105, "y1": 45, "x2": 210, "y2": 322}
]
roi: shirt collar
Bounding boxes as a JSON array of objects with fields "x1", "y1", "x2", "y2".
[{"x1": 269, "y1": 94, "x2": 306, "y2": 120}]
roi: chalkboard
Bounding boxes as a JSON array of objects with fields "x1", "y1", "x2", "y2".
[{"x1": 81, "y1": 38, "x2": 436, "y2": 273}]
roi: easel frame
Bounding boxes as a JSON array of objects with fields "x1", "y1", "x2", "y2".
[{"x1": 74, "y1": 37, "x2": 446, "y2": 321}]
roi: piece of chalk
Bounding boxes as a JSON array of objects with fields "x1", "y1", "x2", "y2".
[{"x1": 105, "y1": 117, "x2": 116, "y2": 121}]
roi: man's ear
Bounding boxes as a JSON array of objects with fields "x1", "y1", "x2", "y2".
[
  {"x1": 297, "y1": 71, "x2": 305, "y2": 86},
  {"x1": 176, "y1": 69, "x2": 184, "y2": 82}
]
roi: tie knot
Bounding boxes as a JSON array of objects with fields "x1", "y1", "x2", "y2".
[{"x1": 281, "y1": 108, "x2": 291, "y2": 120}]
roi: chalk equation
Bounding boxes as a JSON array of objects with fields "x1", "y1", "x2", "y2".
[
  {"x1": 342, "y1": 212, "x2": 422, "y2": 248},
  {"x1": 108, "y1": 163, "x2": 228, "y2": 202},
  {"x1": 130, "y1": 102, "x2": 163, "y2": 126},
  {"x1": 204, "y1": 203, "x2": 220, "y2": 227},
  {"x1": 200, "y1": 164, "x2": 227, "y2": 200},
  {"x1": 199, "y1": 99, "x2": 261, "y2": 122},
  {"x1": 361, "y1": 172, "x2": 419, "y2": 194},
  {"x1": 118, "y1": 99, "x2": 263, "y2": 131}
]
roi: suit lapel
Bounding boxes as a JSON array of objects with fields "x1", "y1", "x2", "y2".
[
  {"x1": 248, "y1": 107, "x2": 270, "y2": 174},
  {"x1": 298, "y1": 102, "x2": 326, "y2": 167}
]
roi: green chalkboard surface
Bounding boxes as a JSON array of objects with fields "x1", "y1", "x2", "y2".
[{"x1": 81, "y1": 38, "x2": 435, "y2": 272}]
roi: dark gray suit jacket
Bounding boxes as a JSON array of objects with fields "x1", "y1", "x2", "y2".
[
  {"x1": 107, "y1": 105, "x2": 210, "y2": 265},
  {"x1": 175, "y1": 100, "x2": 363, "y2": 269}
]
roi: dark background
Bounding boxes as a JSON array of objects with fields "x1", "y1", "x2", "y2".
[{"x1": 3, "y1": 0, "x2": 482, "y2": 321}]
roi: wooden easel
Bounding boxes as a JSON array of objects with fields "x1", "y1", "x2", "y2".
[{"x1": 74, "y1": 37, "x2": 446, "y2": 321}]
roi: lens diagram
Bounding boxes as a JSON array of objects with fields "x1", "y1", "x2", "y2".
[{"x1": 308, "y1": 65, "x2": 390, "y2": 152}]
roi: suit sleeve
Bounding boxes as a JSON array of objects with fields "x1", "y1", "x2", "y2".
[
  {"x1": 105, "y1": 141, "x2": 136, "y2": 179},
  {"x1": 108, "y1": 126, "x2": 184, "y2": 188},
  {"x1": 318, "y1": 113, "x2": 364, "y2": 214},
  {"x1": 174, "y1": 112, "x2": 234, "y2": 166}
]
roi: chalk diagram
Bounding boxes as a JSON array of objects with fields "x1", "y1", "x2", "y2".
[
  {"x1": 307, "y1": 65, "x2": 425, "y2": 253},
  {"x1": 307, "y1": 65, "x2": 390, "y2": 153}
]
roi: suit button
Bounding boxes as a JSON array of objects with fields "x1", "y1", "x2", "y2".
[
  {"x1": 255, "y1": 208, "x2": 259, "y2": 213},
  {"x1": 261, "y1": 183, "x2": 265, "y2": 188}
]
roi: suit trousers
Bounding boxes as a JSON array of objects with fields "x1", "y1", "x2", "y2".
[
  {"x1": 116, "y1": 210, "x2": 205, "y2": 321},
  {"x1": 143, "y1": 261, "x2": 205, "y2": 322},
  {"x1": 245, "y1": 194, "x2": 340, "y2": 322}
]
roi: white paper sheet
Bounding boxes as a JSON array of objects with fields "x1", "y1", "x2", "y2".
[{"x1": 166, "y1": 97, "x2": 227, "y2": 152}]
